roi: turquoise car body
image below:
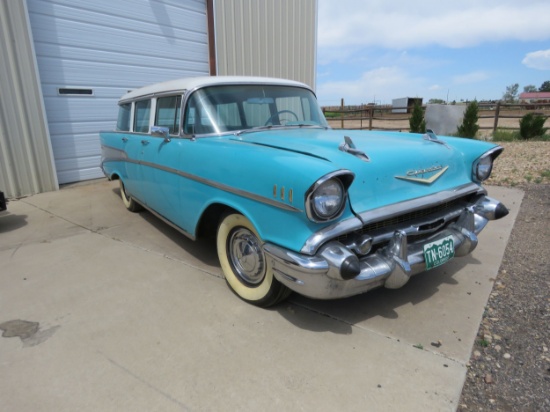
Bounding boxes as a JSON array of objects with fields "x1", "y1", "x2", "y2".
[
  {"x1": 102, "y1": 127, "x2": 496, "y2": 252},
  {"x1": 100, "y1": 76, "x2": 508, "y2": 303}
]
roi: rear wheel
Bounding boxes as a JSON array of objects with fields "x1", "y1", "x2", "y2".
[
  {"x1": 119, "y1": 180, "x2": 143, "y2": 212},
  {"x1": 216, "y1": 213, "x2": 291, "y2": 307}
]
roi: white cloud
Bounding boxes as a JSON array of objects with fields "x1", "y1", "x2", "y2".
[
  {"x1": 522, "y1": 49, "x2": 550, "y2": 70},
  {"x1": 315, "y1": 1, "x2": 550, "y2": 104},
  {"x1": 452, "y1": 71, "x2": 490, "y2": 84},
  {"x1": 316, "y1": 66, "x2": 425, "y2": 105},
  {"x1": 318, "y1": 0, "x2": 550, "y2": 51}
]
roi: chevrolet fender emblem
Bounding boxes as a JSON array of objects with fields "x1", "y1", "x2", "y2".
[{"x1": 395, "y1": 166, "x2": 449, "y2": 184}]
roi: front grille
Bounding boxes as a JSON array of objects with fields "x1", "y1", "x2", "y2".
[{"x1": 337, "y1": 195, "x2": 472, "y2": 244}]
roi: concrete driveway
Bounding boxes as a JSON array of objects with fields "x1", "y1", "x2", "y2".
[{"x1": 0, "y1": 180, "x2": 523, "y2": 411}]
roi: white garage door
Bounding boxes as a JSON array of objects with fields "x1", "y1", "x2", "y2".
[{"x1": 27, "y1": 0, "x2": 209, "y2": 184}]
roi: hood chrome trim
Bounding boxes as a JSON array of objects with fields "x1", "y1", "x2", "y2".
[{"x1": 395, "y1": 166, "x2": 449, "y2": 184}]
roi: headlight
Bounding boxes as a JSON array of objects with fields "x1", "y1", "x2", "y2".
[
  {"x1": 306, "y1": 171, "x2": 354, "y2": 222},
  {"x1": 475, "y1": 155, "x2": 493, "y2": 181},
  {"x1": 312, "y1": 179, "x2": 344, "y2": 219},
  {"x1": 473, "y1": 147, "x2": 503, "y2": 182}
]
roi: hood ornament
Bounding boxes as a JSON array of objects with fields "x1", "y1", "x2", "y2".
[
  {"x1": 395, "y1": 165, "x2": 449, "y2": 184},
  {"x1": 339, "y1": 136, "x2": 370, "y2": 162},
  {"x1": 423, "y1": 129, "x2": 450, "y2": 149}
]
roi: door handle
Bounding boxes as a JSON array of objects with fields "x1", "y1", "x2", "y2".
[
  {"x1": 141, "y1": 140, "x2": 150, "y2": 145},
  {"x1": 122, "y1": 137, "x2": 128, "y2": 142}
]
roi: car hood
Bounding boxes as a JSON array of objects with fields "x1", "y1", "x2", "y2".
[{"x1": 229, "y1": 128, "x2": 493, "y2": 214}]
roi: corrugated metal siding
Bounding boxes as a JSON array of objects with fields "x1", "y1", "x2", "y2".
[
  {"x1": 0, "y1": 0, "x2": 58, "y2": 199},
  {"x1": 27, "y1": 0, "x2": 209, "y2": 184},
  {"x1": 213, "y1": 0, "x2": 317, "y2": 89}
]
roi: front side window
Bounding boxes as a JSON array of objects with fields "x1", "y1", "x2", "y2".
[
  {"x1": 183, "y1": 85, "x2": 327, "y2": 136},
  {"x1": 116, "y1": 103, "x2": 131, "y2": 131},
  {"x1": 155, "y1": 95, "x2": 182, "y2": 135},
  {"x1": 134, "y1": 100, "x2": 151, "y2": 133}
]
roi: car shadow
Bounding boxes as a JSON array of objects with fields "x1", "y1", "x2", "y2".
[
  {"x1": 140, "y1": 211, "x2": 220, "y2": 267},
  {"x1": 277, "y1": 255, "x2": 477, "y2": 334},
  {"x1": 110, "y1": 186, "x2": 219, "y2": 268},
  {"x1": 0, "y1": 212, "x2": 28, "y2": 233},
  {"x1": 108, "y1": 186, "x2": 483, "y2": 336}
]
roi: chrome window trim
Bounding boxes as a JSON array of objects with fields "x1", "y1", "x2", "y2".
[
  {"x1": 154, "y1": 95, "x2": 183, "y2": 136},
  {"x1": 133, "y1": 99, "x2": 152, "y2": 134},
  {"x1": 300, "y1": 182, "x2": 485, "y2": 255},
  {"x1": 179, "y1": 83, "x2": 324, "y2": 139},
  {"x1": 119, "y1": 89, "x2": 187, "y2": 105},
  {"x1": 120, "y1": 82, "x2": 322, "y2": 139}
]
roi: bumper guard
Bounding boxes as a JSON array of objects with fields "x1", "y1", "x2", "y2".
[{"x1": 264, "y1": 195, "x2": 508, "y2": 300}]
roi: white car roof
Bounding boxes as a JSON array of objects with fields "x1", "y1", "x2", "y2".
[{"x1": 119, "y1": 76, "x2": 312, "y2": 103}]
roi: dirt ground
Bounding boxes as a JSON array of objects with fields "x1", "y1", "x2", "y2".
[
  {"x1": 487, "y1": 141, "x2": 550, "y2": 186},
  {"x1": 458, "y1": 142, "x2": 550, "y2": 411},
  {"x1": 459, "y1": 183, "x2": 550, "y2": 411}
]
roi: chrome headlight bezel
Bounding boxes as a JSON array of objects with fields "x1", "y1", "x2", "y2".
[
  {"x1": 473, "y1": 146, "x2": 503, "y2": 182},
  {"x1": 305, "y1": 171, "x2": 354, "y2": 223}
]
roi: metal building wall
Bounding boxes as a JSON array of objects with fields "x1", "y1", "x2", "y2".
[
  {"x1": 212, "y1": 0, "x2": 317, "y2": 89},
  {"x1": 0, "y1": 0, "x2": 58, "y2": 199},
  {"x1": 27, "y1": 0, "x2": 210, "y2": 185}
]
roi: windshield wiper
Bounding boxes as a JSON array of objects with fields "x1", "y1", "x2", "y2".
[
  {"x1": 234, "y1": 125, "x2": 288, "y2": 136},
  {"x1": 233, "y1": 123, "x2": 325, "y2": 136},
  {"x1": 292, "y1": 123, "x2": 321, "y2": 128}
]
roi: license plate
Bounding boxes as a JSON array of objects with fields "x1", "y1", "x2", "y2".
[{"x1": 424, "y1": 236, "x2": 454, "y2": 270}]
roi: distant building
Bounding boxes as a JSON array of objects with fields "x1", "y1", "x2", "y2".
[
  {"x1": 519, "y1": 92, "x2": 550, "y2": 104},
  {"x1": 392, "y1": 97, "x2": 423, "y2": 114}
]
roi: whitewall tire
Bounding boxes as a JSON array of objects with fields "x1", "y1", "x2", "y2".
[
  {"x1": 216, "y1": 213, "x2": 291, "y2": 307},
  {"x1": 120, "y1": 180, "x2": 143, "y2": 212}
]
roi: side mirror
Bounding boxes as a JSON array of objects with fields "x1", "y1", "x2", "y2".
[{"x1": 151, "y1": 126, "x2": 171, "y2": 142}]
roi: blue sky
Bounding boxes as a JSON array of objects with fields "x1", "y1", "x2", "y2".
[{"x1": 316, "y1": 0, "x2": 550, "y2": 106}]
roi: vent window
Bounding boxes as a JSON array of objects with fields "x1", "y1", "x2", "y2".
[{"x1": 58, "y1": 87, "x2": 93, "y2": 96}]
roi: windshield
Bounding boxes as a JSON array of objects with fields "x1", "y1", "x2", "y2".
[{"x1": 183, "y1": 84, "x2": 328, "y2": 135}]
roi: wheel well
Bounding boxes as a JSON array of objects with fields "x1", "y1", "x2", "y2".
[{"x1": 196, "y1": 203, "x2": 238, "y2": 239}]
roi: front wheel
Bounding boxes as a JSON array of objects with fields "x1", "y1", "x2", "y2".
[{"x1": 216, "y1": 213, "x2": 291, "y2": 307}]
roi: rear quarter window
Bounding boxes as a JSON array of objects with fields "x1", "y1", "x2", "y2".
[
  {"x1": 116, "y1": 103, "x2": 131, "y2": 131},
  {"x1": 134, "y1": 100, "x2": 151, "y2": 133},
  {"x1": 155, "y1": 95, "x2": 182, "y2": 135}
]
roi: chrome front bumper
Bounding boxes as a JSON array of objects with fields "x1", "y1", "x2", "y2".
[{"x1": 264, "y1": 195, "x2": 508, "y2": 300}]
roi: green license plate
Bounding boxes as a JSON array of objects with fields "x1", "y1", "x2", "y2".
[{"x1": 424, "y1": 236, "x2": 455, "y2": 270}]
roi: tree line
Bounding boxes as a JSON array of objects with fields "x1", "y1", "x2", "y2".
[{"x1": 502, "y1": 80, "x2": 550, "y2": 103}]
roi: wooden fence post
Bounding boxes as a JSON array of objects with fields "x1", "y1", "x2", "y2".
[
  {"x1": 493, "y1": 101, "x2": 501, "y2": 133},
  {"x1": 340, "y1": 98, "x2": 344, "y2": 129},
  {"x1": 369, "y1": 106, "x2": 373, "y2": 130}
]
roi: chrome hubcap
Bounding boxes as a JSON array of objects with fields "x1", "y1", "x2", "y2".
[{"x1": 228, "y1": 228, "x2": 265, "y2": 286}]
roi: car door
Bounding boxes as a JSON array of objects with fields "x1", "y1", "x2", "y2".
[
  {"x1": 121, "y1": 99, "x2": 152, "y2": 204},
  {"x1": 137, "y1": 95, "x2": 184, "y2": 223}
]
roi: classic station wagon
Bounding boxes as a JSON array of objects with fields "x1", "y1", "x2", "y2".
[{"x1": 100, "y1": 76, "x2": 508, "y2": 307}]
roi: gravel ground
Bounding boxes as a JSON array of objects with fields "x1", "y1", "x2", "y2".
[
  {"x1": 486, "y1": 141, "x2": 550, "y2": 187},
  {"x1": 458, "y1": 141, "x2": 550, "y2": 411}
]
